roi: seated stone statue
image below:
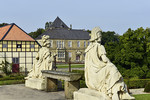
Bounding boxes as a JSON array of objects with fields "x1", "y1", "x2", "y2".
[
  {"x1": 84, "y1": 27, "x2": 135, "y2": 100},
  {"x1": 26, "y1": 35, "x2": 55, "y2": 79}
]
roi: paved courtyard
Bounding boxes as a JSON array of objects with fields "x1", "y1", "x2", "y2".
[
  {"x1": 0, "y1": 84, "x2": 149, "y2": 100},
  {"x1": 0, "y1": 84, "x2": 66, "y2": 100}
]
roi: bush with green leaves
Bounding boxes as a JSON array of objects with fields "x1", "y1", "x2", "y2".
[
  {"x1": 0, "y1": 75, "x2": 25, "y2": 81},
  {"x1": 0, "y1": 59, "x2": 12, "y2": 75},
  {"x1": 144, "y1": 82, "x2": 150, "y2": 92},
  {"x1": 72, "y1": 70, "x2": 150, "y2": 89}
]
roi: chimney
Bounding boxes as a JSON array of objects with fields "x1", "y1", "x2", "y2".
[{"x1": 70, "y1": 24, "x2": 72, "y2": 29}]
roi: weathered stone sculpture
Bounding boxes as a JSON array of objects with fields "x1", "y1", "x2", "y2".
[
  {"x1": 25, "y1": 35, "x2": 55, "y2": 90},
  {"x1": 74, "y1": 27, "x2": 135, "y2": 100}
]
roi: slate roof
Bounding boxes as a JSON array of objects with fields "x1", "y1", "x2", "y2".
[
  {"x1": 0, "y1": 23, "x2": 35, "y2": 41},
  {"x1": 36, "y1": 17, "x2": 90, "y2": 40},
  {"x1": 49, "y1": 17, "x2": 69, "y2": 29},
  {"x1": 36, "y1": 28, "x2": 90, "y2": 40}
]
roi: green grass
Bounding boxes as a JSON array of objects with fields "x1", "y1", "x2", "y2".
[
  {"x1": 56, "y1": 64, "x2": 84, "y2": 68},
  {"x1": 133, "y1": 94, "x2": 150, "y2": 100}
]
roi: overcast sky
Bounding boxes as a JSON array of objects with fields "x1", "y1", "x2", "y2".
[{"x1": 0, "y1": 0, "x2": 150, "y2": 35}]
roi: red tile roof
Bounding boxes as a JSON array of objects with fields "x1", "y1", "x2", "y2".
[
  {"x1": 0, "y1": 25, "x2": 11, "y2": 40},
  {"x1": 0, "y1": 23, "x2": 35, "y2": 41}
]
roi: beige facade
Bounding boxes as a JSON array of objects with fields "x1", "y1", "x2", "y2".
[{"x1": 37, "y1": 39, "x2": 89, "y2": 63}]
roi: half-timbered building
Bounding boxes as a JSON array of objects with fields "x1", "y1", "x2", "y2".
[{"x1": 0, "y1": 23, "x2": 40, "y2": 72}]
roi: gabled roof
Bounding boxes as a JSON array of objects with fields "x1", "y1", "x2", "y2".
[
  {"x1": 49, "y1": 17, "x2": 69, "y2": 29},
  {"x1": 0, "y1": 23, "x2": 35, "y2": 41},
  {"x1": 36, "y1": 28, "x2": 90, "y2": 40}
]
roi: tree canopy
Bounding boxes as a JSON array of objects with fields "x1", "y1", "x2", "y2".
[
  {"x1": 28, "y1": 28, "x2": 45, "y2": 39},
  {"x1": 0, "y1": 23, "x2": 8, "y2": 27},
  {"x1": 104, "y1": 27, "x2": 150, "y2": 79}
]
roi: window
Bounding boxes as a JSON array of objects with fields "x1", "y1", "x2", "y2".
[
  {"x1": 50, "y1": 40, "x2": 53, "y2": 48},
  {"x1": 58, "y1": 52, "x2": 65, "y2": 58},
  {"x1": 84, "y1": 41, "x2": 86, "y2": 47},
  {"x1": 88, "y1": 42, "x2": 90, "y2": 46},
  {"x1": 62, "y1": 41, "x2": 64, "y2": 48},
  {"x1": 59, "y1": 41, "x2": 61, "y2": 48},
  {"x1": 57, "y1": 41, "x2": 64, "y2": 48},
  {"x1": 57, "y1": 41, "x2": 59, "y2": 48},
  {"x1": 12, "y1": 58, "x2": 19, "y2": 64},
  {"x1": 17, "y1": 44, "x2": 22, "y2": 48},
  {"x1": 77, "y1": 41, "x2": 80, "y2": 47},
  {"x1": 68, "y1": 41, "x2": 72, "y2": 47},
  {"x1": 3, "y1": 44, "x2": 7, "y2": 48},
  {"x1": 30, "y1": 44, "x2": 35, "y2": 48},
  {"x1": 68, "y1": 52, "x2": 72, "y2": 58}
]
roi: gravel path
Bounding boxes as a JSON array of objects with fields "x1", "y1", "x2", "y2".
[{"x1": 130, "y1": 88, "x2": 150, "y2": 95}]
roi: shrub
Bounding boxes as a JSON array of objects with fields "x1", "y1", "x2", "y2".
[
  {"x1": 71, "y1": 70, "x2": 150, "y2": 89},
  {"x1": 72, "y1": 70, "x2": 84, "y2": 80},
  {"x1": 144, "y1": 82, "x2": 150, "y2": 92},
  {"x1": 0, "y1": 80, "x2": 25, "y2": 85},
  {"x1": 0, "y1": 75, "x2": 25, "y2": 81},
  {"x1": 0, "y1": 59, "x2": 12, "y2": 75},
  {"x1": 124, "y1": 79, "x2": 150, "y2": 89}
]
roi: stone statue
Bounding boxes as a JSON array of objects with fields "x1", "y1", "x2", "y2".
[
  {"x1": 84, "y1": 27, "x2": 135, "y2": 100},
  {"x1": 25, "y1": 35, "x2": 55, "y2": 79}
]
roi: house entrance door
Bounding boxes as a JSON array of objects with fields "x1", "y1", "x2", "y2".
[
  {"x1": 76, "y1": 55, "x2": 80, "y2": 62},
  {"x1": 12, "y1": 58, "x2": 19, "y2": 73}
]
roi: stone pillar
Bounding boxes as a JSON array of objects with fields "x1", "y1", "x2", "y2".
[
  {"x1": 64, "y1": 80, "x2": 80, "y2": 99},
  {"x1": 45, "y1": 77, "x2": 58, "y2": 92}
]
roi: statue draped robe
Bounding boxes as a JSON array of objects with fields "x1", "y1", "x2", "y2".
[
  {"x1": 85, "y1": 43, "x2": 124, "y2": 96},
  {"x1": 27, "y1": 47, "x2": 53, "y2": 79}
]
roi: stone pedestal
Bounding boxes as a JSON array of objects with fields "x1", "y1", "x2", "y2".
[
  {"x1": 65, "y1": 81, "x2": 80, "y2": 99},
  {"x1": 74, "y1": 88, "x2": 111, "y2": 100},
  {"x1": 25, "y1": 78, "x2": 45, "y2": 90},
  {"x1": 45, "y1": 77, "x2": 58, "y2": 92}
]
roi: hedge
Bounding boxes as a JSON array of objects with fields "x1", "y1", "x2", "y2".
[
  {"x1": 72, "y1": 70, "x2": 150, "y2": 89},
  {"x1": 0, "y1": 80, "x2": 25, "y2": 85},
  {"x1": 124, "y1": 79, "x2": 150, "y2": 89},
  {"x1": 144, "y1": 82, "x2": 150, "y2": 92},
  {"x1": 0, "y1": 75, "x2": 25, "y2": 81}
]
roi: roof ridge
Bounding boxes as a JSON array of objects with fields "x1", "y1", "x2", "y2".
[{"x1": 1, "y1": 24, "x2": 14, "y2": 40}]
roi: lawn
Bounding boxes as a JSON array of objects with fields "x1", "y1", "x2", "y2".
[
  {"x1": 133, "y1": 94, "x2": 150, "y2": 100},
  {"x1": 56, "y1": 64, "x2": 84, "y2": 68}
]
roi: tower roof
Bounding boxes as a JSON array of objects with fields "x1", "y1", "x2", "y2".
[{"x1": 49, "y1": 17, "x2": 69, "y2": 29}]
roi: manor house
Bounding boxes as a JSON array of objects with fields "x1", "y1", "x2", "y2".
[{"x1": 36, "y1": 17, "x2": 90, "y2": 63}]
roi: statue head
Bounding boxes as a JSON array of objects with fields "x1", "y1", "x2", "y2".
[
  {"x1": 90, "y1": 27, "x2": 102, "y2": 42},
  {"x1": 41, "y1": 35, "x2": 50, "y2": 47}
]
